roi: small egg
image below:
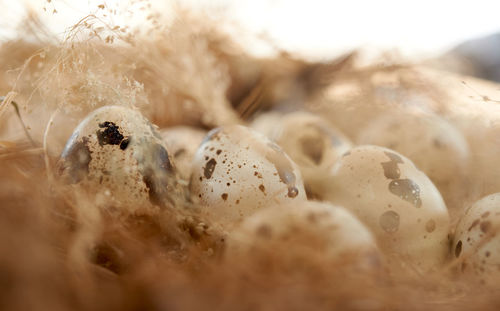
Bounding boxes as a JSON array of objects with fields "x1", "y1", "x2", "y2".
[
  {"x1": 453, "y1": 193, "x2": 500, "y2": 284},
  {"x1": 326, "y1": 145, "x2": 450, "y2": 272},
  {"x1": 252, "y1": 111, "x2": 352, "y2": 199},
  {"x1": 160, "y1": 126, "x2": 206, "y2": 181},
  {"x1": 189, "y1": 125, "x2": 306, "y2": 225},
  {"x1": 358, "y1": 110, "x2": 469, "y2": 214},
  {"x1": 226, "y1": 201, "x2": 380, "y2": 269},
  {"x1": 250, "y1": 111, "x2": 284, "y2": 139},
  {"x1": 59, "y1": 106, "x2": 178, "y2": 213}
]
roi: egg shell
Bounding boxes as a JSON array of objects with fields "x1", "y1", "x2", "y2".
[
  {"x1": 189, "y1": 125, "x2": 306, "y2": 225},
  {"x1": 252, "y1": 111, "x2": 352, "y2": 199},
  {"x1": 358, "y1": 110, "x2": 469, "y2": 214},
  {"x1": 453, "y1": 193, "x2": 500, "y2": 284},
  {"x1": 161, "y1": 126, "x2": 206, "y2": 181},
  {"x1": 326, "y1": 145, "x2": 450, "y2": 272},
  {"x1": 250, "y1": 111, "x2": 284, "y2": 139},
  {"x1": 226, "y1": 201, "x2": 380, "y2": 269},
  {"x1": 59, "y1": 106, "x2": 178, "y2": 213}
]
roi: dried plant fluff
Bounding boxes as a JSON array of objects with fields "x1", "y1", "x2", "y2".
[{"x1": 2, "y1": 3, "x2": 500, "y2": 311}]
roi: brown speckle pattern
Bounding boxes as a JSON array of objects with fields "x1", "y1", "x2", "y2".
[
  {"x1": 59, "y1": 106, "x2": 177, "y2": 212},
  {"x1": 388, "y1": 179, "x2": 422, "y2": 208},
  {"x1": 381, "y1": 151, "x2": 403, "y2": 179},
  {"x1": 379, "y1": 210, "x2": 400, "y2": 233},
  {"x1": 96, "y1": 121, "x2": 125, "y2": 146},
  {"x1": 425, "y1": 219, "x2": 436, "y2": 233},
  {"x1": 204, "y1": 158, "x2": 217, "y2": 179}
]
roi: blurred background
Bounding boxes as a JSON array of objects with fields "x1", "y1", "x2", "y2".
[
  {"x1": 2, "y1": 0, "x2": 500, "y2": 81},
  {"x1": 1, "y1": 0, "x2": 500, "y2": 82},
  {"x1": 1, "y1": 1, "x2": 500, "y2": 61}
]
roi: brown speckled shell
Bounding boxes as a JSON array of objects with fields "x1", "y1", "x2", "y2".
[
  {"x1": 327, "y1": 145, "x2": 450, "y2": 273},
  {"x1": 453, "y1": 193, "x2": 500, "y2": 284},
  {"x1": 59, "y1": 106, "x2": 177, "y2": 214},
  {"x1": 189, "y1": 125, "x2": 306, "y2": 225}
]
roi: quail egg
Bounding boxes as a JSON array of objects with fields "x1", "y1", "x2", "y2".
[
  {"x1": 326, "y1": 145, "x2": 450, "y2": 272},
  {"x1": 190, "y1": 125, "x2": 306, "y2": 225},
  {"x1": 358, "y1": 110, "x2": 469, "y2": 214},
  {"x1": 453, "y1": 193, "x2": 500, "y2": 284},
  {"x1": 226, "y1": 201, "x2": 380, "y2": 269},
  {"x1": 59, "y1": 106, "x2": 178, "y2": 214}
]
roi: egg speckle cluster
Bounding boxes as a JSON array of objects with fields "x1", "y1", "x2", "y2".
[
  {"x1": 327, "y1": 145, "x2": 450, "y2": 272},
  {"x1": 190, "y1": 125, "x2": 306, "y2": 225},
  {"x1": 453, "y1": 193, "x2": 500, "y2": 284},
  {"x1": 59, "y1": 106, "x2": 178, "y2": 213},
  {"x1": 358, "y1": 110, "x2": 469, "y2": 212}
]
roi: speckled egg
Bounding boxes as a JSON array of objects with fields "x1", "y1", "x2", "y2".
[
  {"x1": 161, "y1": 126, "x2": 206, "y2": 181},
  {"x1": 326, "y1": 145, "x2": 450, "y2": 272},
  {"x1": 453, "y1": 193, "x2": 500, "y2": 284},
  {"x1": 226, "y1": 201, "x2": 380, "y2": 269},
  {"x1": 59, "y1": 106, "x2": 178, "y2": 214},
  {"x1": 358, "y1": 110, "x2": 469, "y2": 214},
  {"x1": 190, "y1": 125, "x2": 306, "y2": 225},
  {"x1": 252, "y1": 111, "x2": 352, "y2": 199}
]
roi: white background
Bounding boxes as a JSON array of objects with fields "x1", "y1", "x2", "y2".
[{"x1": 1, "y1": 0, "x2": 500, "y2": 60}]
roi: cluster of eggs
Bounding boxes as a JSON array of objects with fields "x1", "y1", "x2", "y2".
[{"x1": 58, "y1": 105, "x2": 500, "y2": 281}]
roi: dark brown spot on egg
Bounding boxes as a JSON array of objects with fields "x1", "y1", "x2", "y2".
[
  {"x1": 119, "y1": 137, "x2": 130, "y2": 150},
  {"x1": 379, "y1": 211, "x2": 400, "y2": 233},
  {"x1": 287, "y1": 187, "x2": 299, "y2": 198},
  {"x1": 204, "y1": 158, "x2": 217, "y2": 179},
  {"x1": 388, "y1": 179, "x2": 422, "y2": 208},
  {"x1": 455, "y1": 240, "x2": 462, "y2": 258},
  {"x1": 486, "y1": 251, "x2": 491, "y2": 257},
  {"x1": 300, "y1": 135, "x2": 324, "y2": 165},
  {"x1": 216, "y1": 149, "x2": 222, "y2": 155},
  {"x1": 221, "y1": 193, "x2": 228, "y2": 201},
  {"x1": 97, "y1": 121, "x2": 124, "y2": 146},
  {"x1": 433, "y1": 138, "x2": 444, "y2": 149},
  {"x1": 426, "y1": 219, "x2": 436, "y2": 233},
  {"x1": 480, "y1": 221, "x2": 492, "y2": 233},
  {"x1": 482, "y1": 211, "x2": 490, "y2": 218},
  {"x1": 259, "y1": 184, "x2": 266, "y2": 194},
  {"x1": 381, "y1": 151, "x2": 403, "y2": 179}
]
